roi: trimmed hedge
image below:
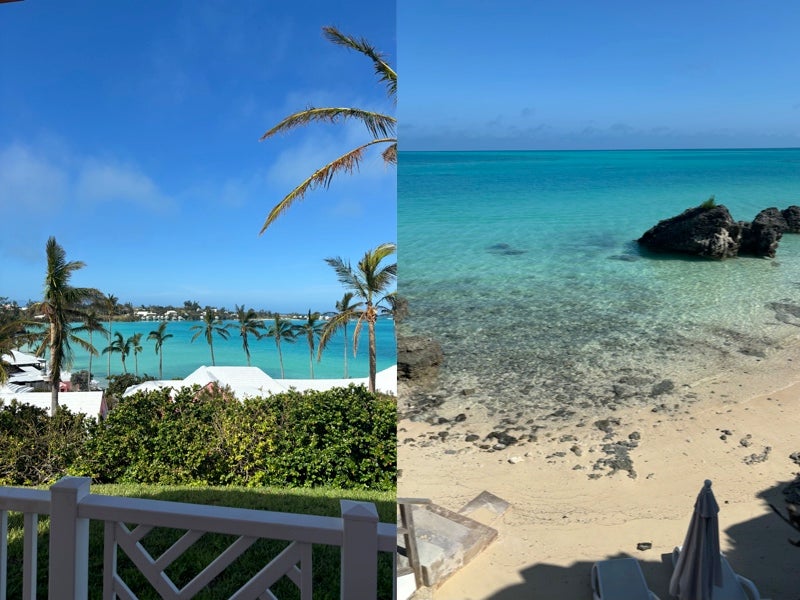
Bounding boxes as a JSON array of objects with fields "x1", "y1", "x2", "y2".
[
  {"x1": 0, "y1": 386, "x2": 396, "y2": 491},
  {"x1": 69, "y1": 385, "x2": 396, "y2": 490}
]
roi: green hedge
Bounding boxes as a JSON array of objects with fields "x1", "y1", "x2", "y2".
[
  {"x1": 0, "y1": 386, "x2": 396, "y2": 491},
  {"x1": 0, "y1": 401, "x2": 91, "y2": 486}
]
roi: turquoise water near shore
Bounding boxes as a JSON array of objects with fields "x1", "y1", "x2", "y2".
[
  {"x1": 398, "y1": 149, "x2": 800, "y2": 418},
  {"x1": 60, "y1": 317, "x2": 395, "y2": 382}
]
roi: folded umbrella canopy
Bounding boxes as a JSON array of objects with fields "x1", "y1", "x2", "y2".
[{"x1": 669, "y1": 479, "x2": 724, "y2": 600}]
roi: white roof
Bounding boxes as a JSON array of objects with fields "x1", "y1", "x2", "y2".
[
  {"x1": 0, "y1": 391, "x2": 105, "y2": 417},
  {"x1": 1, "y1": 350, "x2": 45, "y2": 366},
  {"x1": 276, "y1": 365, "x2": 397, "y2": 395},
  {"x1": 181, "y1": 366, "x2": 287, "y2": 398},
  {"x1": 120, "y1": 365, "x2": 397, "y2": 401},
  {"x1": 8, "y1": 365, "x2": 47, "y2": 383},
  {"x1": 122, "y1": 380, "x2": 177, "y2": 397}
]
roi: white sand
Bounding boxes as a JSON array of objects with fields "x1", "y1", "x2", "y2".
[{"x1": 398, "y1": 346, "x2": 800, "y2": 599}]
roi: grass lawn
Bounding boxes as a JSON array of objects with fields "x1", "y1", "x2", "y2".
[{"x1": 2, "y1": 483, "x2": 396, "y2": 599}]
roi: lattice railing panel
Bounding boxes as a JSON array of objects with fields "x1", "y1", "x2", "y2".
[{"x1": 104, "y1": 520, "x2": 312, "y2": 600}]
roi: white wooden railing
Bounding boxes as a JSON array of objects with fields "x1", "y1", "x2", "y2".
[{"x1": 0, "y1": 477, "x2": 396, "y2": 600}]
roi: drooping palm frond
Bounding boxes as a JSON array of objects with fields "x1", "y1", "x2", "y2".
[
  {"x1": 382, "y1": 142, "x2": 397, "y2": 165},
  {"x1": 259, "y1": 138, "x2": 394, "y2": 234},
  {"x1": 322, "y1": 26, "x2": 397, "y2": 100},
  {"x1": 260, "y1": 107, "x2": 395, "y2": 141}
]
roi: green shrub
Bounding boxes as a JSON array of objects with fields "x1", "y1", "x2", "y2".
[
  {"x1": 0, "y1": 401, "x2": 92, "y2": 485},
  {"x1": 72, "y1": 385, "x2": 396, "y2": 490},
  {"x1": 700, "y1": 195, "x2": 716, "y2": 209}
]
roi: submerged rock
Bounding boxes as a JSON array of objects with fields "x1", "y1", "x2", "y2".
[{"x1": 397, "y1": 334, "x2": 443, "y2": 383}]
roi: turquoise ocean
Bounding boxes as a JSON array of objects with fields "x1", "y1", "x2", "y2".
[
  {"x1": 398, "y1": 149, "x2": 800, "y2": 418},
  {"x1": 61, "y1": 317, "x2": 396, "y2": 383}
]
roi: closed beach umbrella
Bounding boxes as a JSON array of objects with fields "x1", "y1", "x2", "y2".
[{"x1": 669, "y1": 479, "x2": 723, "y2": 600}]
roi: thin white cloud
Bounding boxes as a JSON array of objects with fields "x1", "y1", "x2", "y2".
[
  {"x1": 0, "y1": 143, "x2": 69, "y2": 213},
  {"x1": 76, "y1": 160, "x2": 174, "y2": 212}
]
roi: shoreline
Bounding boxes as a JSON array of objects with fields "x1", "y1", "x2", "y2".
[{"x1": 398, "y1": 341, "x2": 800, "y2": 599}]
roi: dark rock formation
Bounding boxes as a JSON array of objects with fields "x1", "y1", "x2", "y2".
[
  {"x1": 637, "y1": 205, "x2": 742, "y2": 259},
  {"x1": 739, "y1": 208, "x2": 784, "y2": 258},
  {"x1": 782, "y1": 206, "x2": 800, "y2": 232},
  {"x1": 638, "y1": 203, "x2": 798, "y2": 259},
  {"x1": 397, "y1": 334, "x2": 443, "y2": 382}
]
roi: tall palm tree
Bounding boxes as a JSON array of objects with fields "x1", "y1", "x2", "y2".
[
  {"x1": 103, "y1": 331, "x2": 131, "y2": 374},
  {"x1": 325, "y1": 242, "x2": 396, "y2": 392},
  {"x1": 227, "y1": 305, "x2": 265, "y2": 367},
  {"x1": 318, "y1": 291, "x2": 364, "y2": 378},
  {"x1": 104, "y1": 293, "x2": 118, "y2": 378},
  {"x1": 0, "y1": 318, "x2": 26, "y2": 384},
  {"x1": 35, "y1": 237, "x2": 100, "y2": 415},
  {"x1": 297, "y1": 310, "x2": 324, "y2": 379},
  {"x1": 148, "y1": 321, "x2": 173, "y2": 379},
  {"x1": 129, "y1": 332, "x2": 143, "y2": 377},
  {"x1": 258, "y1": 26, "x2": 396, "y2": 233},
  {"x1": 80, "y1": 309, "x2": 107, "y2": 390},
  {"x1": 190, "y1": 309, "x2": 229, "y2": 366},
  {"x1": 265, "y1": 315, "x2": 297, "y2": 378}
]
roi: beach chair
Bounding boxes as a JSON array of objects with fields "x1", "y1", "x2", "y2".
[
  {"x1": 591, "y1": 558, "x2": 660, "y2": 600},
  {"x1": 671, "y1": 547, "x2": 760, "y2": 600}
]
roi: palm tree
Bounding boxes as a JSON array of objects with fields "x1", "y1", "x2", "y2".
[
  {"x1": 258, "y1": 26, "x2": 396, "y2": 233},
  {"x1": 148, "y1": 321, "x2": 173, "y2": 379},
  {"x1": 35, "y1": 237, "x2": 100, "y2": 415},
  {"x1": 265, "y1": 315, "x2": 297, "y2": 378},
  {"x1": 79, "y1": 309, "x2": 107, "y2": 389},
  {"x1": 129, "y1": 332, "x2": 143, "y2": 377},
  {"x1": 104, "y1": 293, "x2": 118, "y2": 378},
  {"x1": 325, "y1": 242, "x2": 396, "y2": 392},
  {"x1": 318, "y1": 292, "x2": 364, "y2": 378},
  {"x1": 297, "y1": 310, "x2": 324, "y2": 379},
  {"x1": 190, "y1": 309, "x2": 229, "y2": 366},
  {"x1": 227, "y1": 305, "x2": 265, "y2": 367},
  {"x1": 0, "y1": 318, "x2": 26, "y2": 384},
  {"x1": 103, "y1": 331, "x2": 131, "y2": 374}
]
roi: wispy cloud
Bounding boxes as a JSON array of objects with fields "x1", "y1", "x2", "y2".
[
  {"x1": 76, "y1": 160, "x2": 174, "y2": 212},
  {"x1": 0, "y1": 143, "x2": 69, "y2": 214}
]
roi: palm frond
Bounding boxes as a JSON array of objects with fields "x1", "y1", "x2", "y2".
[
  {"x1": 259, "y1": 138, "x2": 394, "y2": 234},
  {"x1": 322, "y1": 26, "x2": 396, "y2": 100},
  {"x1": 382, "y1": 142, "x2": 397, "y2": 165},
  {"x1": 260, "y1": 107, "x2": 395, "y2": 141}
]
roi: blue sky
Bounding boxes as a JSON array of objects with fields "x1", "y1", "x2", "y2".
[
  {"x1": 399, "y1": 0, "x2": 800, "y2": 150},
  {"x1": 0, "y1": 0, "x2": 395, "y2": 312}
]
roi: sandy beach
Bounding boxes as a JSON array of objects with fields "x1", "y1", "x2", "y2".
[{"x1": 398, "y1": 344, "x2": 800, "y2": 599}]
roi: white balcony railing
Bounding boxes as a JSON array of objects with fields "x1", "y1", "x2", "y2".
[{"x1": 0, "y1": 477, "x2": 396, "y2": 600}]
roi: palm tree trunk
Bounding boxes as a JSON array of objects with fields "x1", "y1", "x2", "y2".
[
  {"x1": 367, "y1": 309, "x2": 377, "y2": 393},
  {"x1": 308, "y1": 344, "x2": 314, "y2": 378},
  {"x1": 159, "y1": 350, "x2": 163, "y2": 379},
  {"x1": 107, "y1": 320, "x2": 112, "y2": 377},
  {"x1": 88, "y1": 331, "x2": 94, "y2": 390},
  {"x1": 343, "y1": 324, "x2": 349, "y2": 378},
  {"x1": 49, "y1": 322, "x2": 59, "y2": 416},
  {"x1": 210, "y1": 340, "x2": 215, "y2": 366},
  {"x1": 277, "y1": 339, "x2": 284, "y2": 378}
]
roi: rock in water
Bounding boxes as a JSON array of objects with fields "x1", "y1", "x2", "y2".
[
  {"x1": 397, "y1": 334, "x2": 443, "y2": 383},
  {"x1": 739, "y1": 208, "x2": 784, "y2": 258},
  {"x1": 638, "y1": 204, "x2": 742, "y2": 259}
]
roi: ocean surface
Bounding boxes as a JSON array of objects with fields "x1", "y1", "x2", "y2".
[
  {"x1": 57, "y1": 317, "x2": 396, "y2": 383},
  {"x1": 398, "y1": 149, "x2": 800, "y2": 419}
]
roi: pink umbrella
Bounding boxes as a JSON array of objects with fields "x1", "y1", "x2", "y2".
[{"x1": 669, "y1": 480, "x2": 724, "y2": 600}]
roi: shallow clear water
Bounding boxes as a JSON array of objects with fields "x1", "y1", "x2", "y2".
[
  {"x1": 53, "y1": 317, "x2": 396, "y2": 382},
  {"x1": 398, "y1": 149, "x2": 800, "y2": 418}
]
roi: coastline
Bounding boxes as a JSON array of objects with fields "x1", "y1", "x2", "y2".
[{"x1": 398, "y1": 341, "x2": 800, "y2": 599}]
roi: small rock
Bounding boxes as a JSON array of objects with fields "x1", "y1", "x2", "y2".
[
  {"x1": 628, "y1": 431, "x2": 641, "y2": 441},
  {"x1": 465, "y1": 434, "x2": 480, "y2": 443},
  {"x1": 636, "y1": 542, "x2": 652, "y2": 551},
  {"x1": 508, "y1": 456, "x2": 524, "y2": 464},
  {"x1": 455, "y1": 413, "x2": 467, "y2": 422},
  {"x1": 740, "y1": 435, "x2": 752, "y2": 448},
  {"x1": 570, "y1": 445, "x2": 583, "y2": 456}
]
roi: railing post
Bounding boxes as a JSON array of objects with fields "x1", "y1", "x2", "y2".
[
  {"x1": 49, "y1": 477, "x2": 90, "y2": 600},
  {"x1": 340, "y1": 500, "x2": 378, "y2": 600}
]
